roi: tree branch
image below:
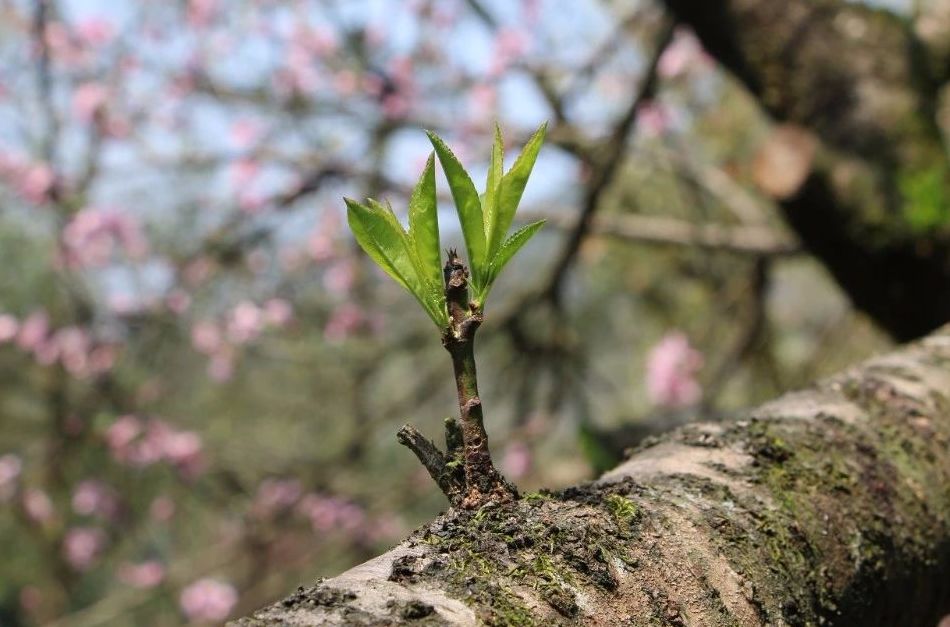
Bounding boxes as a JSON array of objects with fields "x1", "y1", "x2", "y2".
[{"x1": 233, "y1": 326, "x2": 950, "y2": 626}]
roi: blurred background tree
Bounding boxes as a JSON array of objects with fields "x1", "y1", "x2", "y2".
[{"x1": 0, "y1": 0, "x2": 943, "y2": 623}]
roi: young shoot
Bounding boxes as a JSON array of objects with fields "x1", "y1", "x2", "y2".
[{"x1": 344, "y1": 123, "x2": 547, "y2": 509}]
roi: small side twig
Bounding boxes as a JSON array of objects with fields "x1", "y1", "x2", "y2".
[{"x1": 397, "y1": 424, "x2": 464, "y2": 504}]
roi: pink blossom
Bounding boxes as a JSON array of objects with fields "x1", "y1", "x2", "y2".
[
  {"x1": 645, "y1": 332, "x2": 703, "y2": 408},
  {"x1": 16, "y1": 311, "x2": 49, "y2": 352},
  {"x1": 23, "y1": 488, "x2": 55, "y2": 525},
  {"x1": 183, "y1": 258, "x2": 213, "y2": 286},
  {"x1": 166, "y1": 289, "x2": 191, "y2": 314},
  {"x1": 0, "y1": 314, "x2": 18, "y2": 342},
  {"x1": 252, "y1": 478, "x2": 302, "y2": 518},
  {"x1": 61, "y1": 208, "x2": 148, "y2": 268},
  {"x1": 207, "y1": 351, "x2": 235, "y2": 382},
  {"x1": 161, "y1": 430, "x2": 205, "y2": 479},
  {"x1": 107, "y1": 417, "x2": 205, "y2": 476},
  {"x1": 87, "y1": 345, "x2": 117, "y2": 376},
  {"x1": 72, "y1": 479, "x2": 119, "y2": 520},
  {"x1": 106, "y1": 415, "x2": 143, "y2": 458},
  {"x1": 75, "y1": 17, "x2": 115, "y2": 47},
  {"x1": 501, "y1": 441, "x2": 532, "y2": 479},
  {"x1": 44, "y1": 22, "x2": 80, "y2": 63},
  {"x1": 118, "y1": 560, "x2": 166, "y2": 588},
  {"x1": 150, "y1": 495, "x2": 176, "y2": 522},
  {"x1": 468, "y1": 84, "x2": 497, "y2": 119},
  {"x1": 229, "y1": 119, "x2": 262, "y2": 149},
  {"x1": 323, "y1": 259, "x2": 355, "y2": 295},
  {"x1": 324, "y1": 303, "x2": 365, "y2": 342},
  {"x1": 308, "y1": 229, "x2": 337, "y2": 262},
  {"x1": 657, "y1": 28, "x2": 709, "y2": 79},
  {"x1": 227, "y1": 301, "x2": 263, "y2": 344},
  {"x1": 19, "y1": 162, "x2": 55, "y2": 204},
  {"x1": 381, "y1": 94, "x2": 410, "y2": 120},
  {"x1": 19, "y1": 586, "x2": 42, "y2": 613},
  {"x1": 62, "y1": 527, "x2": 106, "y2": 571},
  {"x1": 297, "y1": 493, "x2": 366, "y2": 534},
  {"x1": 72, "y1": 83, "x2": 109, "y2": 123},
  {"x1": 263, "y1": 299, "x2": 293, "y2": 327},
  {"x1": 230, "y1": 158, "x2": 259, "y2": 187},
  {"x1": 490, "y1": 28, "x2": 529, "y2": 76},
  {"x1": 636, "y1": 101, "x2": 671, "y2": 138},
  {"x1": 334, "y1": 70, "x2": 358, "y2": 95},
  {"x1": 0, "y1": 454, "x2": 22, "y2": 501},
  {"x1": 291, "y1": 25, "x2": 338, "y2": 58},
  {"x1": 179, "y1": 578, "x2": 238, "y2": 623},
  {"x1": 191, "y1": 321, "x2": 223, "y2": 355},
  {"x1": 187, "y1": 0, "x2": 218, "y2": 28},
  {"x1": 53, "y1": 326, "x2": 92, "y2": 376}
]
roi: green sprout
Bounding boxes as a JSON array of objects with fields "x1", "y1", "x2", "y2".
[{"x1": 344, "y1": 122, "x2": 547, "y2": 508}]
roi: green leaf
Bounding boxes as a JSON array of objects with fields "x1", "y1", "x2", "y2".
[
  {"x1": 346, "y1": 198, "x2": 447, "y2": 327},
  {"x1": 491, "y1": 122, "x2": 547, "y2": 256},
  {"x1": 426, "y1": 130, "x2": 487, "y2": 290},
  {"x1": 408, "y1": 153, "x2": 443, "y2": 292},
  {"x1": 483, "y1": 124, "x2": 504, "y2": 257},
  {"x1": 477, "y1": 219, "x2": 545, "y2": 302}
]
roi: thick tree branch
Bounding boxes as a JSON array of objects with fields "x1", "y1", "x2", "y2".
[
  {"x1": 234, "y1": 326, "x2": 950, "y2": 626},
  {"x1": 662, "y1": 0, "x2": 950, "y2": 341}
]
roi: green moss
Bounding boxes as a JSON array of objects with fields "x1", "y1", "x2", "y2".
[
  {"x1": 605, "y1": 494, "x2": 639, "y2": 527},
  {"x1": 898, "y1": 164, "x2": 950, "y2": 233}
]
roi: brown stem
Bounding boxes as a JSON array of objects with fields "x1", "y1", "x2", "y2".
[{"x1": 442, "y1": 251, "x2": 517, "y2": 508}]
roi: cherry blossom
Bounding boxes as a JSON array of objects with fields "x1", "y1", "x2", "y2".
[
  {"x1": 0, "y1": 314, "x2": 18, "y2": 342},
  {"x1": 0, "y1": 454, "x2": 22, "y2": 501},
  {"x1": 72, "y1": 82, "x2": 109, "y2": 123},
  {"x1": 118, "y1": 560, "x2": 166, "y2": 589},
  {"x1": 644, "y1": 331, "x2": 704, "y2": 408},
  {"x1": 72, "y1": 479, "x2": 120, "y2": 520},
  {"x1": 227, "y1": 301, "x2": 264, "y2": 344},
  {"x1": 191, "y1": 321, "x2": 223, "y2": 355},
  {"x1": 636, "y1": 101, "x2": 671, "y2": 138},
  {"x1": 150, "y1": 495, "x2": 176, "y2": 522},
  {"x1": 252, "y1": 478, "x2": 302, "y2": 518},
  {"x1": 323, "y1": 259, "x2": 356, "y2": 295},
  {"x1": 324, "y1": 303, "x2": 366, "y2": 342},
  {"x1": 61, "y1": 208, "x2": 148, "y2": 268},
  {"x1": 22, "y1": 488, "x2": 55, "y2": 525},
  {"x1": 501, "y1": 441, "x2": 532, "y2": 479},
  {"x1": 62, "y1": 527, "x2": 107, "y2": 571},
  {"x1": 18, "y1": 162, "x2": 55, "y2": 204},
  {"x1": 658, "y1": 27, "x2": 710, "y2": 79},
  {"x1": 263, "y1": 298, "x2": 293, "y2": 327},
  {"x1": 16, "y1": 311, "x2": 49, "y2": 352},
  {"x1": 75, "y1": 17, "x2": 115, "y2": 47},
  {"x1": 179, "y1": 578, "x2": 238, "y2": 623},
  {"x1": 297, "y1": 493, "x2": 366, "y2": 534},
  {"x1": 187, "y1": 0, "x2": 218, "y2": 29},
  {"x1": 207, "y1": 350, "x2": 235, "y2": 382}
]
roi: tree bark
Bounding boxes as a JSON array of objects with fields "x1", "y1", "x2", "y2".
[
  {"x1": 662, "y1": 0, "x2": 950, "y2": 342},
  {"x1": 232, "y1": 326, "x2": 950, "y2": 626}
]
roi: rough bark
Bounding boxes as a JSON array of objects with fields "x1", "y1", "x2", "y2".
[
  {"x1": 662, "y1": 0, "x2": 950, "y2": 342},
  {"x1": 232, "y1": 327, "x2": 950, "y2": 626}
]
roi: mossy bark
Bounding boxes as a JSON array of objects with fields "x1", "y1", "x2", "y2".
[
  {"x1": 232, "y1": 327, "x2": 950, "y2": 626},
  {"x1": 663, "y1": 0, "x2": 950, "y2": 342}
]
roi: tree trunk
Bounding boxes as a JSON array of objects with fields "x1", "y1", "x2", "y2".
[
  {"x1": 662, "y1": 0, "x2": 950, "y2": 342},
  {"x1": 231, "y1": 327, "x2": 950, "y2": 626}
]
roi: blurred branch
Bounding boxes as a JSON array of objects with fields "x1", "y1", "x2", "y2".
[
  {"x1": 540, "y1": 18, "x2": 675, "y2": 305},
  {"x1": 32, "y1": 0, "x2": 59, "y2": 167},
  {"x1": 521, "y1": 210, "x2": 800, "y2": 256}
]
